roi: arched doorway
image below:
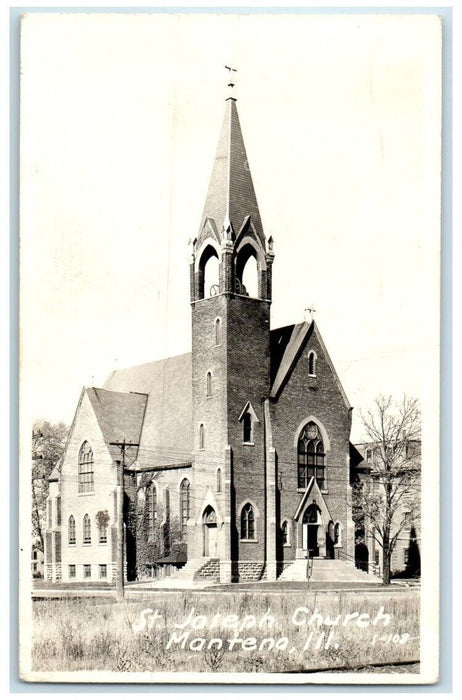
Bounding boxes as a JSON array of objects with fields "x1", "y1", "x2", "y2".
[
  {"x1": 302, "y1": 504, "x2": 321, "y2": 557},
  {"x1": 202, "y1": 506, "x2": 218, "y2": 557}
]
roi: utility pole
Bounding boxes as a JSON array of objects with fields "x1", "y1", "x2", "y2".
[{"x1": 109, "y1": 440, "x2": 139, "y2": 601}]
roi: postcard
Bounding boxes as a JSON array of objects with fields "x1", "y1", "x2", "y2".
[{"x1": 18, "y1": 11, "x2": 441, "y2": 684}]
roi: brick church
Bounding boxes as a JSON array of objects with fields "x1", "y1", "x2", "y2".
[{"x1": 45, "y1": 91, "x2": 363, "y2": 585}]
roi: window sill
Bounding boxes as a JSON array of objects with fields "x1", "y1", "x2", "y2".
[
  {"x1": 83, "y1": 542, "x2": 92, "y2": 546},
  {"x1": 308, "y1": 373, "x2": 316, "y2": 378},
  {"x1": 242, "y1": 442, "x2": 254, "y2": 446},
  {"x1": 240, "y1": 538, "x2": 258, "y2": 543},
  {"x1": 78, "y1": 491, "x2": 95, "y2": 496},
  {"x1": 67, "y1": 543, "x2": 76, "y2": 547},
  {"x1": 283, "y1": 543, "x2": 291, "y2": 548},
  {"x1": 98, "y1": 542, "x2": 108, "y2": 546}
]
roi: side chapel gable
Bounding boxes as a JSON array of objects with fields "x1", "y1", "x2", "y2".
[{"x1": 270, "y1": 321, "x2": 351, "y2": 411}]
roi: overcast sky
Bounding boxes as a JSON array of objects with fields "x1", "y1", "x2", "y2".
[{"x1": 20, "y1": 12, "x2": 441, "y2": 442}]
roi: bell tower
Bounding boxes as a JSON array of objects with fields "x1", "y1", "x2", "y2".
[{"x1": 189, "y1": 94, "x2": 275, "y2": 581}]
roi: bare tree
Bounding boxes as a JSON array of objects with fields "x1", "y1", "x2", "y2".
[
  {"x1": 32, "y1": 419, "x2": 68, "y2": 551},
  {"x1": 353, "y1": 395, "x2": 421, "y2": 585}
]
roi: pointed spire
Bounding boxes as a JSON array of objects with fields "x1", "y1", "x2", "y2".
[{"x1": 199, "y1": 98, "x2": 264, "y2": 241}]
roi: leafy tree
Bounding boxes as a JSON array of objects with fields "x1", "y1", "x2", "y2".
[
  {"x1": 352, "y1": 395, "x2": 421, "y2": 585},
  {"x1": 32, "y1": 419, "x2": 68, "y2": 551}
]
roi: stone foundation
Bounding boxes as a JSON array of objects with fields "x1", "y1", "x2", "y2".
[{"x1": 233, "y1": 561, "x2": 266, "y2": 582}]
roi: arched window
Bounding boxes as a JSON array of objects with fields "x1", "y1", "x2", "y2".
[
  {"x1": 78, "y1": 441, "x2": 94, "y2": 493},
  {"x1": 68, "y1": 515, "x2": 76, "y2": 545},
  {"x1": 199, "y1": 423, "x2": 205, "y2": 450},
  {"x1": 243, "y1": 412, "x2": 253, "y2": 443},
  {"x1": 297, "y1": 421, "x2": 326, "y2": 489},
  {"x1": 216, "y1": 467, "x2": 222, "y2": 493},
  {"x1": 235, "y1": 243, "x2": 259, "y2": 298},
  {"x1": 241, "y1": 255, "x2": 258, "y2": 298},
  {"x1": 215, "y1": 318, "x2": 221, "y2": 346},
  {"x1": 308, "y1": 351, "x2": 316, "y2": 376},
  {"x1": 198, "y1": 245, "x2": 219, "y2": 299},
  {"x1": 281, "y1": 520, "x2": 289, "y2": 546},
  {"x1": 83, "y1": 514, "x2": 91, "y2": 544},
  {"x1": 146, "y1": 483, "x2": 157, "y2": 540},
  {"x1": 180, "y1": 479, "x2": 190, "y2": 536},
  {"x1": 334, "y1": 522, "x2": 340, "y2": 545},
  {"x1": 203, "y1": 254, "x2": 219, "y2": 298},
  {"x1": 206, "y1": 371, "x2": 212, "y2": 397},
  {"x1": 240, "y1": 502, "x2": 255, "y2": 540}
]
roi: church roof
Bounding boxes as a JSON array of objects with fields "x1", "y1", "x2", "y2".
[
  {"x1": 86, "y1": 388, "x2": 148, "y2": 463},
  {"x1": 199, "y1": 98, "x2": 264, "y2": 239},
  {"x1": 103, "y1": 353, "x2": 193, "y2": 467},
  {"x1": 92, "y1": 318, "x2": 349, "y2": 469},
  {"x1": 269, "y1": 320, "x2": 351, "y2": 409},
  {"x1": 270, "y1": 321, "x2": 313, "y2": 397}
]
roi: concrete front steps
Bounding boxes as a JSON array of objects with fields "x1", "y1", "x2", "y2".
[
  {"x1": 139, "y1": 558, "x2": 219, "y2": 589},
  {"x1": 279, "y1": 558, "x2": 381, "y2": 584}
]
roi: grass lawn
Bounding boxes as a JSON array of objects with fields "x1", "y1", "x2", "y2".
[{"x1": 30, "y1": 588, "x2": 420, "y2": 675}]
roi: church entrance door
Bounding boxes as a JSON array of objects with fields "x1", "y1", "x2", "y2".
[
  {"x1": 203, "y1": 506, "x2": 218, "y2": 557},
  {"x1": 302, "y1": 504, "x2": 321, "y2": 558}
]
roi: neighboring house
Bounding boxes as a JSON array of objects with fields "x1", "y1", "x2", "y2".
[
  {"x1": 45, "y1": 92, "x2": 360, "y2": 584},
  {"x1": 31, "y1": 542, "x2": 44, "y2": 577},
  {"x1": 351, "y1": 441, "x2": 421, "y2": 578}
]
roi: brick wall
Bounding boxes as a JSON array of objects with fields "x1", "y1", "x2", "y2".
[
  {"x1": 270, "y1": 325, "x2": 353, "y2": 564},
  {"x1": 191, "y1": 292, "x2": 271, "y2": 570}
]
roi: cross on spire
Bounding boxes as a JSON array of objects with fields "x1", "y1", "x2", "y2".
[
  {"x1": 225, "y1": 65, "x2": 237, "y2": 97},
  {"x1": 304, "y1": 306, "x2": 317, "y2": 322}
]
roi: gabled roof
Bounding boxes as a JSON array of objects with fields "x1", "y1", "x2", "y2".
[
  {"x1": 293, "y1": 477, "x2": 332, "y2": 523},
  {"x1": 269, "y1": 320, "x2": 351, "y2": 410},
  {"x1": 103, "y1": 353, "x2": 193, "y2": 468},
  {"x1": 86, "y1": 388, "x2": 148, "y2": 463},
  {"x1": 270, "y1": 321, "x2": 312, "y2": 398},
  {"x1": 199, "y1": 98, "x2": 264, "y2": 240}
]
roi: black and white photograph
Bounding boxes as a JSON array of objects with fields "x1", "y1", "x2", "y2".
[{"x1": 19, "y1": 11, "x2": 441, "y2": 683}]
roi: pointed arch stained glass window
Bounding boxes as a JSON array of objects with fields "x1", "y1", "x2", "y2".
[
  {"x1": 297, "y1": 422, "x2": 326, "y2": 489},
  {"x1": 78, "y1": 441, "x2": 94, "y2": 493}
]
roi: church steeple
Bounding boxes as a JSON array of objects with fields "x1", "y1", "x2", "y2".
[
  {"x1": 199, "y1": 97, "x2": 264, "y2": 243},
  {"x1": 190, "y1": 96, "x2": 274, "y2": 302}
]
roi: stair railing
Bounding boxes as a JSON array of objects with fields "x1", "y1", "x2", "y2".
[
  {"x1": 305, "y1": 555, "x2": 313, "y2": 583},
  {"x1": 336, "y1": 549, "x2": 380, "y2": 576}
]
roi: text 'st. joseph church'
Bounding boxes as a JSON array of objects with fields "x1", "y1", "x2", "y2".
[{"x1": 46, "y1": 88, "x2": 372, "y2": 585}]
